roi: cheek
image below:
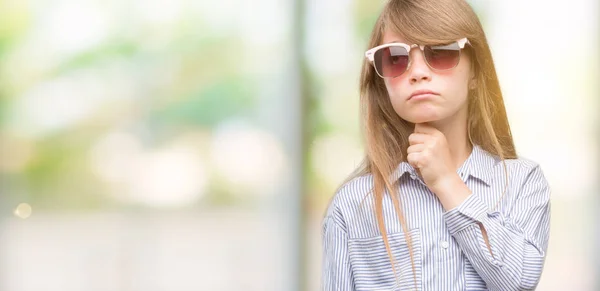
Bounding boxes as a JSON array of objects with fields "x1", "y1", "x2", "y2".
[
  {"x1": 441, "y1": 81, "x2": 469, "y2": 110},
  {"x1": 384, "y1": 76, "x2": 405, "y2": 86},
  {"x1": 383, "y1": 76, "x2": 407, "y2": 97},
  {"x1": 443, "y1": 69, "x2": 471, "y2": 103},
  {"x1": 446, "y1": 77, "x2": 469, "y2": 95},
  {"x1": 457, "y1": 77, "x2": 471, "y2": 102},
  {"x1": 384, "y1": 78, "x2": 410, "y2": 114}
]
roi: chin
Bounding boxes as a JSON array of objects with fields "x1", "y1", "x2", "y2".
[
  {"x1": 393, "y1": 102, "x2": 445, "y2": 123},
  {"x1": 400, "y1": 113, "x2": 442, "y2": 124}
]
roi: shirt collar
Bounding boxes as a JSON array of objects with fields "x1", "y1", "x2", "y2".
[
  {"x1": 390, "y1": 144, "x2": 499, "y2": 186},
  {"x1": 464, "y1": 144, "x2": 499, "y2": 186}
]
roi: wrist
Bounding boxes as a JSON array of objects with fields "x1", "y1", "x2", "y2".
[
  {"x1": 431, "y1": 173, "x2": 462, "y2": 194},
  {"x1": 431, "y1": 173, "x2": 471, "y2": 210}
]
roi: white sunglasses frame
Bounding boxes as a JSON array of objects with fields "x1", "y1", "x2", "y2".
[{"x1": 364, "y1": 38, "x2": 470, "y2": 78}]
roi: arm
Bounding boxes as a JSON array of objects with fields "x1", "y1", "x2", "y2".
[
  {"x1": 441, "y1": 164, "x2": 551, "y2": 290},
  {"x1": 322, "y1": 215, "x2": 355, "y2": 291}
]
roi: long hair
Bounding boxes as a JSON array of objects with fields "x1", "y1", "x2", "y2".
[{"x1": 342, "y1": 0, "x2": 516, "y2": 288}]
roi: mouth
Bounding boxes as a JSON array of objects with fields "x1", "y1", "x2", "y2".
[{"x1": 408, "y1": 90, "x2": 440, "y2": 100}]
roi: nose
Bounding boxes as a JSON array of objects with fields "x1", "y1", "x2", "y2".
[{"x1": 407, "y1": 48, "x2": 432, "y2": 84}]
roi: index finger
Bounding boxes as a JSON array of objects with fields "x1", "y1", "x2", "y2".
[{"x1": 413, "y1": 123, "x2": 437, "y2": 134}]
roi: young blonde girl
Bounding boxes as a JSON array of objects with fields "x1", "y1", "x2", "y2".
[{"x1": 321, "y1": 0, "x2": 551, "y2": 290}]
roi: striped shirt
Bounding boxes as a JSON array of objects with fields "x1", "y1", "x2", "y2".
[{"x1": 321, "y1": 144, "x2": 551, "y2": 291}]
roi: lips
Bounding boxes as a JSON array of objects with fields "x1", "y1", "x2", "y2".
[{"x1": 408, "y1": 89, "x2": 440, "y2": 100}]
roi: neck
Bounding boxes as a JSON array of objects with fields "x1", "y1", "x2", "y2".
[{"x1": 429, "y1": 116, "x2": 472, "y2": 170}]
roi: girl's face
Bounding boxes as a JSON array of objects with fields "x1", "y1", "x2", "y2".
[{"x1": 381, "y1": 29, "x2": 473, "y2": 125}]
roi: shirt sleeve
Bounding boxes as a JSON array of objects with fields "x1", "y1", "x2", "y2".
[
  {"x1": 443, "y1": 163, "x2": 551, "y2": 291},
  {"x1": 322, "y1": 215, "x2": 355, "y2": 291}
]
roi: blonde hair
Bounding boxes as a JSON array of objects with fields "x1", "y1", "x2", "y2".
[{"x1": 341, "y1": 0, "x2": 516, "y2": 288}]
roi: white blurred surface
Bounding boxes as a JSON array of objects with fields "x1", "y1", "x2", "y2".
[{"x1": 1, "y1": 211, "x2": 287, "y2": 291}]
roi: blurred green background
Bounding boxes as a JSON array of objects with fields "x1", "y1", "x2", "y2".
[{"x1": 0, "y1": 0, "x2": 598, "y2": 290}]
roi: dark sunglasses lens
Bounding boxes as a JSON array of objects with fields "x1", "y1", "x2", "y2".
[
  {"x1": 374, "y1": 46, "x2": 409, "y2": 77},
  {"x1": 424, "y1": 43, "x2": 461, "y2": 70}
]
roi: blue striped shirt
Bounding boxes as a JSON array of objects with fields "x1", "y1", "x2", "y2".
[{"x1": 322, "y1": 144, "x2": 551, "y2": 291}]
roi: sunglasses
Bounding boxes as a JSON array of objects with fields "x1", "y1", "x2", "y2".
[{"x1": 365, "y1": 38, "x2": 470, "y2": 78}]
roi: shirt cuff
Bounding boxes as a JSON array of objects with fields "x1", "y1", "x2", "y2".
[{"x1": 443, "y1": 193, "x2": 488, "y2": 235}]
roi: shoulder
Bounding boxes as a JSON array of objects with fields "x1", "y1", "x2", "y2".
[
  {"x1": 472, "y1": 143, "x2": 545, "y2": 180},
  {"x1": 489, "y1": 151, "x2": 551, "y2": 197},
  {"x1": 504, "y1": 153, "x2": 539, "y2": 170},
  {"x1": 499, "y1": 153, "x2": 547, "y2": 181},
  {"x1": 323, "y1": 174, "x2": 374, "y2": 230}
]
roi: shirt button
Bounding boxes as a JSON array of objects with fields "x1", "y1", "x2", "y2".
[{"x1": 441, "y1": 241, "x2": 449, "y2": 249}]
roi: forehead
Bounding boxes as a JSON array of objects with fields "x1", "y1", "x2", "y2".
[{"x1": 381, "y1": 29, "x2": 409, "y2": 45}]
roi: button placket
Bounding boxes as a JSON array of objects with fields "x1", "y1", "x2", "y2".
[{"x1": 440, "y1": 240, "x2": 449, "y2": 249}]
